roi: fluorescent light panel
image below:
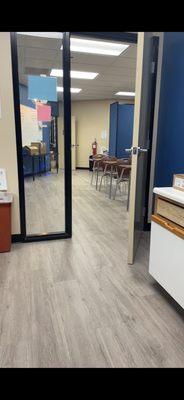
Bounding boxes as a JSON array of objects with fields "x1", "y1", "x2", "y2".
[
  {"x1": 62, "y1": 38, "x2": 129, "y2": 56},
  {"x1": 115, "y1": 91, "x2": 135, "y2": 97},
  {"x1": 17, "y1": 32, "x2": 63, "y2": 39},
  {"x1": 57, "y1": 87, "x2": 81, "y2": 93},
  {"x1": 17, "y1": 33, "x2": 128, "y2": 56},
  {"x1": 50, "y1": 69, "x2": 98, "y2": 80}
]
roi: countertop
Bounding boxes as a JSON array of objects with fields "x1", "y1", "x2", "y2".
[{"x1": 154, "y1": 187, "x2": 184, "y2": 205}]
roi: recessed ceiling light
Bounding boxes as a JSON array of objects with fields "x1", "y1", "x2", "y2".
[
  {"x1": 61, "y1": 38, "x2": 129, "y2": 56},
  {"x1": 115, "y1": 91, "x2": 135, "y2": 96},
  {"x1": 57, "y1": 87, "x2": 82, "y2": 93},
  {"x1": 17, "y1": 32, "x2": 63, "y2": 39},
  {"x1": 50, "y1": 69, "x2": 98, "y2": 80}
]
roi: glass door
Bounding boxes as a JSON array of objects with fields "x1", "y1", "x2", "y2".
[{"x1": 11, "y1": 32, "x2": 72, "y2": 241}]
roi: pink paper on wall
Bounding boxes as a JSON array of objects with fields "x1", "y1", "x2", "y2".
[{"x1": 36, "y1": 104, "x2": 51, "y2": 122}]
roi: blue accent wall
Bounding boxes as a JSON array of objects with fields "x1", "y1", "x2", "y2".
[
  {"x1": 109, "y1": 103, "x2": 118, "y2": 156},
  {"x1": 109, "y1": 103, "x2": 134, "y2": 158},
  {"x1": 155, "y1": 32, "x2": 184, "y2": 187},
  {"x1": 117, "y1": 104, "x2": 134, "y2": 158}
]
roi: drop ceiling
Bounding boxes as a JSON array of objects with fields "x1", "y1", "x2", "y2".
[{"x1": 17, "y1": 33, "x2": 137, "y2": 101}]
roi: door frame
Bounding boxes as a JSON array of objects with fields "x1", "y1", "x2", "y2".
[
  {"x1": 127, "y1": 33, "x2": 160, "y2": 264},
  {"x1": 11, "y1": 31, "x2": 72, "y2": 242},
  {"x1": 143, "y1": 36, "x2": 159, "y2": 230},
  {"x1": 72, "y1": 32, "x2": 155, "y2": 232}
]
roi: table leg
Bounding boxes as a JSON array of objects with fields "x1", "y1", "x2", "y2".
[
  {"x1": 39, "y1": 154, "x2": 41, "y2": 176},
  {"x1": 32, "y1": 156, "x2": 35, "y2": 181}
]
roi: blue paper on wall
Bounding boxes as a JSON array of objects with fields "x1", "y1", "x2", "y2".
[{"x1": 28, "y1": 75, "x2": 57, "y2": 102}]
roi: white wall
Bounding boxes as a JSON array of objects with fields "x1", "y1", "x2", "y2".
[{"x1": 0, "y1": 32, "x2": 20, "y2": 234}]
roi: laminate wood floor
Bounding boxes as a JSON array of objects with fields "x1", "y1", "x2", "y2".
[
  {"x1": 24, "y1": 171, "x2": 65, "y2": 235},
  {"x1": 0, "y1": 170, "x2": 184, "y2": 367}
]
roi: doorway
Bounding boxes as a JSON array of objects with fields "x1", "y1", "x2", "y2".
[
  {"x1": 12, "y1": 31, "x2": 159, "y2": 262},
  {"x1": 69, "y1": 32, "x2": 159, "y2": 264}
]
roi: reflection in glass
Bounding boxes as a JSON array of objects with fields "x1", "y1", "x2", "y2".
[{"x1": 17, "y1": 32, "x2": 65, "y2": 235}]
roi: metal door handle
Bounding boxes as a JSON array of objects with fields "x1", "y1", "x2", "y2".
[
  {"x1": 125, "y1": 147, "x2": 148, "y2": 155},
  {"x1": 138, "y1": 147, "x2": 148, "y2": 153}
]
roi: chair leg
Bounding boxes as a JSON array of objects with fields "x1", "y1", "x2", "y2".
[
  {"x1": 91, "y1": 169, "x2": 94, "y2": 185},
  {"x1": 109, "y1": 173, "x2": 113, "y2": 199},
  {"x1": 99, "y1": 173, "x2": 105, "y2": 191},
  {"x1": 96, "y1": 168, "x2": 99, "y2": 190},
  {"x1": 113, "y1": 179, "x2": 118, "y2": 200}
]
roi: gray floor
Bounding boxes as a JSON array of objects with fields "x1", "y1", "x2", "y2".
[
  {"x1": 0, "y1": 170, "x2": 184, "y2": 367},
  {"x1": 25, "y1": 170, "x2": 65, "y2": 235}
]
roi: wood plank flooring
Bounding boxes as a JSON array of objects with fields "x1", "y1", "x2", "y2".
[
  {"x1": 24, "y1": 171, "x2": 65, "y2": 234},
  {"x1": 0, "y1": 170, "x2": 184, "y2": 367}
]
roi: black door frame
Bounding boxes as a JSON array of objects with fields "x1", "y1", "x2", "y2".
[
  {"x1": 11, "y1": 32, "x2": 72, "y2": 242},
  {"x1": 143, "y1": 36, "x2": 159, "y2": 230}
]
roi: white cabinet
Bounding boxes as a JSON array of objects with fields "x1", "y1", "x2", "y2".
[
  {"x1": 149, "y1": 187, "x2": 184, "y2": 309},
  {"x1": 149, "y1": 221, "x2": 184, "y2": 308}
]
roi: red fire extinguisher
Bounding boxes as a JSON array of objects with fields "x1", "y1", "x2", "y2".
[{"x1": 92, "y1": 139, "x2": 97, "y2": 156}]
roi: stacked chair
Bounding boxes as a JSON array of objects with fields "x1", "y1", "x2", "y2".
[{"x1": 91, "y1": 154, "x2": 132, "y2": 209}]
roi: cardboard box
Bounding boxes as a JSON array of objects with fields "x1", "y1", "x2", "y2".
[
  {"x1": 25, "y1": 145, "x2": 39, "y2": 156},
  {"x1": 31, "y1": 141, "x2": 47, "y2": 155},
  {"x1": 173, "y1": 174, "x2": 184, "y2": 192}
]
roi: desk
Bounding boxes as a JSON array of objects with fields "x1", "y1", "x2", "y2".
[
  {"x1": 31, "y1": 153, "x2": 47, "y2": 181},
  {"x1": 23, "y1": 152, "x2": 59, "y2": 181}
]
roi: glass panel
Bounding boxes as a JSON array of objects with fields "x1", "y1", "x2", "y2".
[{"x1": 16, "y1": 32, "x2": 65, "y2": 235}]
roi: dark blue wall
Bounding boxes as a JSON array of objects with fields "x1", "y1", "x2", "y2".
[
  {"x1": 117, "y1": 104, "x2": 134, "y2": 158},
  {"x1": 109, "y1": 103, "x2": 118, "y2": 156},
  {"x1": 155, "y1": 33, "x2": 184, "y2": 187},
  {"x1": 109, "y1": 103, "x2": 134, "y2": 158}
]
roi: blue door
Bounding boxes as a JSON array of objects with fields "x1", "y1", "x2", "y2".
[
  {"x1": 117, "y1": 104, "x2": 134, "y2": 158},
  {"x1": 109, "y1": 102, "x2": 118, "y2": 156}
]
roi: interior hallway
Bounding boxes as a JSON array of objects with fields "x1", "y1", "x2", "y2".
[{"x1": 0, "y1": 170, "x2": 184, "y2": 367}]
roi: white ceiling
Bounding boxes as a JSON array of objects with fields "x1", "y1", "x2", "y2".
[{"x1": 17, "y1": 33, "x2": 137, "y2": 101}]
